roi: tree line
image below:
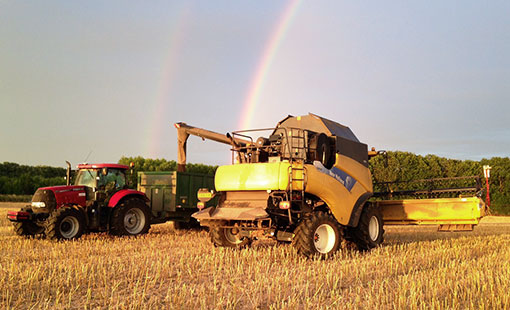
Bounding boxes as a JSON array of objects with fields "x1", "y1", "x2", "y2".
[
  {"x1": 0, "y1": 153, "x2": 508, "y2": 214},
  {"x1": 0, "y1": 162, "x2": 67, "y2": 195},
  {"x1": 369, "y1": 152, "x2": 509, "y2": 214},
  {"x1": 0, "y1": 158, "x2": 217, "y2": 196}
]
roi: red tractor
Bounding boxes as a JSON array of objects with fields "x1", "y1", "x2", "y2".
[{"x1": 7, "y1": 163, "x2": 151, "y2": 240}]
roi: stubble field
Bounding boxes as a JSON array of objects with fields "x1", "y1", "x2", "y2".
[{"x1": 1, "y1": 202, "x2": 509, "y2": 310}]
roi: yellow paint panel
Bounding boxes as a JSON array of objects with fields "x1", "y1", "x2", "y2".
[
  {"x1": 305, "y1": 164, "x2": 367, "y2": 225},
  {"x1": 378, "y1": 197, "x2": 485, "y2": 225},
  {"x1": 215, "y1": 162, "x2": 291, "y2": 191},
  {"x1": 335, "y1": 154, "x2": 373, "y2": 192}
]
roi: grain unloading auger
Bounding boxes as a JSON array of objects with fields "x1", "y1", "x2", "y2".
[{"x1": 175, "y1": 113, "x2": 486, "y2": 258}]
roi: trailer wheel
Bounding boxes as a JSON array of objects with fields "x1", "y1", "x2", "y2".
[
  {"x1": 110, "y1": 197, "x2": 151, "y2": 236},
  {"x1": 346, "y1": 203, "x2": 384, "y2": 251},
  {"x1": 292, "y1": 211, "x2": 342, "y2": 258},
  {"x1": 210, "y1": 227, "x2": 251, "y2": 248},
  {"x1": 310, "y1": 133, "x2": 335, "y2": 169},
  {"x1": 13, "y1": 221, "x2": 44, "y2": 237},
  {"x1": 45, "y1": 206, "x2": 86, "y2": 240}
]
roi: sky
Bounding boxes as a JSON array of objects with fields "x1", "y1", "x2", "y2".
[{"x1": 1, "y1": 1, "x2": 509, "y2": 168}]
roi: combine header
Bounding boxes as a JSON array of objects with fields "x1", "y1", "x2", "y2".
[
  {"x1": 176, "y1": 113, "x2": 486, "y2": 258},
  {"x1": 374, "y1": 176, "x2": 486, "y2": 231}
]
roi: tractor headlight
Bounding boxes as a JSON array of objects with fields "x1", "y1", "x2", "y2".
[{"x1": 31, "y1": 201, "x2": 46, "y2": 208}]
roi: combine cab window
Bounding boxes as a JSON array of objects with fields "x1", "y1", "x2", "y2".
[{"x1": 75, "y1": 169, "x2": 98, "y2": 188}]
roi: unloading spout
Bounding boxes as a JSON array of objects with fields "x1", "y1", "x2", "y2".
[{"x1": 174, "y1": 122, "x2": 252, "y2": 172}]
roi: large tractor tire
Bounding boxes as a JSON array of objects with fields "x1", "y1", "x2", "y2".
[
  {"x1": 45, "y1": 206, "x2": 86, "y2": 240},
  {"x1": 13, "y1": 221, "x2": 44, "y2": 237},
  {"x1": 292, "y1": 211, "x2": 343, "y2": 259},
  {"x1": 310, "y1": 133, "x2": 335, "y2": 169},
  {"x1": 110, "y1": 197, "x2": 151, "y2": 236},
  {"x1": 346, "y1": 203, "x2": 384, "y2": 251},
  {"x1": 210, "y1": 227, "x2": 251, "y2": 248}
]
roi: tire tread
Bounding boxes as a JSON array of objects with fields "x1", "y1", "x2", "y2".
[
  {"x1": 45, "y1": 205, "x2": 85, "y2": 240},
  {"x1": 110, "y1": 197, "x2": 151, "y2": 236},
  {"x1": 347, "y1": 203, "x2": 384, "y2": 251},
  {"x1": 292, "y1": 211, "x2": 342, "y2": 258}
]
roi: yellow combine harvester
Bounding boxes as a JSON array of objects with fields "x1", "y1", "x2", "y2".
[{"x1": 175, "y1": 114, "x2": 486, "y2": 258}]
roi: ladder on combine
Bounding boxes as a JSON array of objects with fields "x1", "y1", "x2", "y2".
[{"x1": 287, "y1": 128, "x2": 306, "y2": 213}]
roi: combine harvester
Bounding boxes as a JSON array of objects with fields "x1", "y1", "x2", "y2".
[{"x1": 176, "y1": 114, "x2": 486, "y2": 258}]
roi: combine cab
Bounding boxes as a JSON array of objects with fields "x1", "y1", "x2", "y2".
[
  {"x1": 7, "y1": 163, "x2": 151, "y2": 240},
  {"x1": 177, "y1": 113, "x2": 486, "y2": 258}
]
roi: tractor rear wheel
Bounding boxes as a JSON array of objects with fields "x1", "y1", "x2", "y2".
[
  {"x1": 45, "y1": 206, "x2": 86, "y2": 240},
  {"x1": 346, "y1": 203, "x2": 384, "y2": 251},
  {"x1": 13, "y1": 221, "x2": 44, "y2": 237},
  {"x1": 292, "y1": 211, "x2": 342, "y2": 258},
  {"x1": 110, "y1": 198, "x2": 151, "y2": 236},
  {"x1": 210, "y1": 227, "x2": 251, "y2": 248}
]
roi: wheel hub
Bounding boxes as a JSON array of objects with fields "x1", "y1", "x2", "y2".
[
  {"x1": 225, "y1": 228, "x2": 241, "y2": 244},
  {"x1": 60, "y1": 216, "x2": 79, "y2": 239},
  {"x1": 368, "y1": 216, "x2": 380, "y2": 241},
  {"x1": 313, "y1": 224, "x2": 336, "y2": 254},
  {"x1": 123, "y1": 208, "x2": 145, "y2": 234}
]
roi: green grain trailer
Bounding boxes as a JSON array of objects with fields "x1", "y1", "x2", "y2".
[{"x1": 137, "y1": 171, "x2": 215, "y2": 226}]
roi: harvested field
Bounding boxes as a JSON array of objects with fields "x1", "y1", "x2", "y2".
[{"x1": 1, "y1": 202, "x2": 509, "y2": 309}]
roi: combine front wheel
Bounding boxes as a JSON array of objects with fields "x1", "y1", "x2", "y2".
[{"x1": 292, "y1": 211, "x2": 342, "y2": 258}]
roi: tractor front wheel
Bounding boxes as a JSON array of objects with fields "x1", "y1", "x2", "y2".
[
  {"x1": 210, "y1": 227, "x2": 251, "y2": 248},
  {"x1": 292, "y1": 211, "x2": 343, "y2": 258},
  {"x1": 13, "y1": 221, "x2": 44, "y2": 237},
  {"x1": 45, "y1": 206, "x2": 86, "y2": 240},
  {"x1": 110, "y1": 198, "x2": 151, "y2": 236}
]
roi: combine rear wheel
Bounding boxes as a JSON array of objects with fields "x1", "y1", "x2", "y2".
[
  {"x1": 292, "y1": 211, "x2": 342, "y2": 258},
  {"x1": 13, "y1": 221, "x2": 44, "y2": 237},
  {"x1": 210, "y1": 227, "x2": 251, "y2": 248},
  {"x1": 110, "y1": 198, "x2": 151, "y2": 236},
  {"x1": 346, "y1": 203, "x2": 384, "y2": 251},
  {"x1": 45, "y1": 206, "x2": 86, "y2": 240}
]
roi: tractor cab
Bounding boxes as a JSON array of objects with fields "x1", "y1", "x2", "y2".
[{"x1": 75, "y1": 164, "x2": 129, "y2": 201}]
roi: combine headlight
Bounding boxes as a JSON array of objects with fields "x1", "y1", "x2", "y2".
[
  {"x1": 31, "y1": 201, "x2": 46, "y2": 208},
  {"x1": 279, "y1": 201, "x2": 291, "y2": 209}
]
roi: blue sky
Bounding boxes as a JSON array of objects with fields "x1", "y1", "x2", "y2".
[{"x1": 1, "y1": 1, "x2": 509, "y2": 167}]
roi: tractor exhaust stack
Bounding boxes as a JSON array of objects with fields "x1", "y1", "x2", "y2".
[{"x1": 65, "y1": 161, "x2": 71, "y2": 186}]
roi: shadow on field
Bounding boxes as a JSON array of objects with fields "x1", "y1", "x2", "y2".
[{"x1": 148, "y1": 221, "x2": 209, "y2": 235}]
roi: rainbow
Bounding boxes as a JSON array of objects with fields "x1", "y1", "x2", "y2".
[
  {"x1": 238, "y1": 0, "x2": 302, "y2": 130},
  {"x1": 146, "y1": 7, "x2": 191, "y2": 157}
]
